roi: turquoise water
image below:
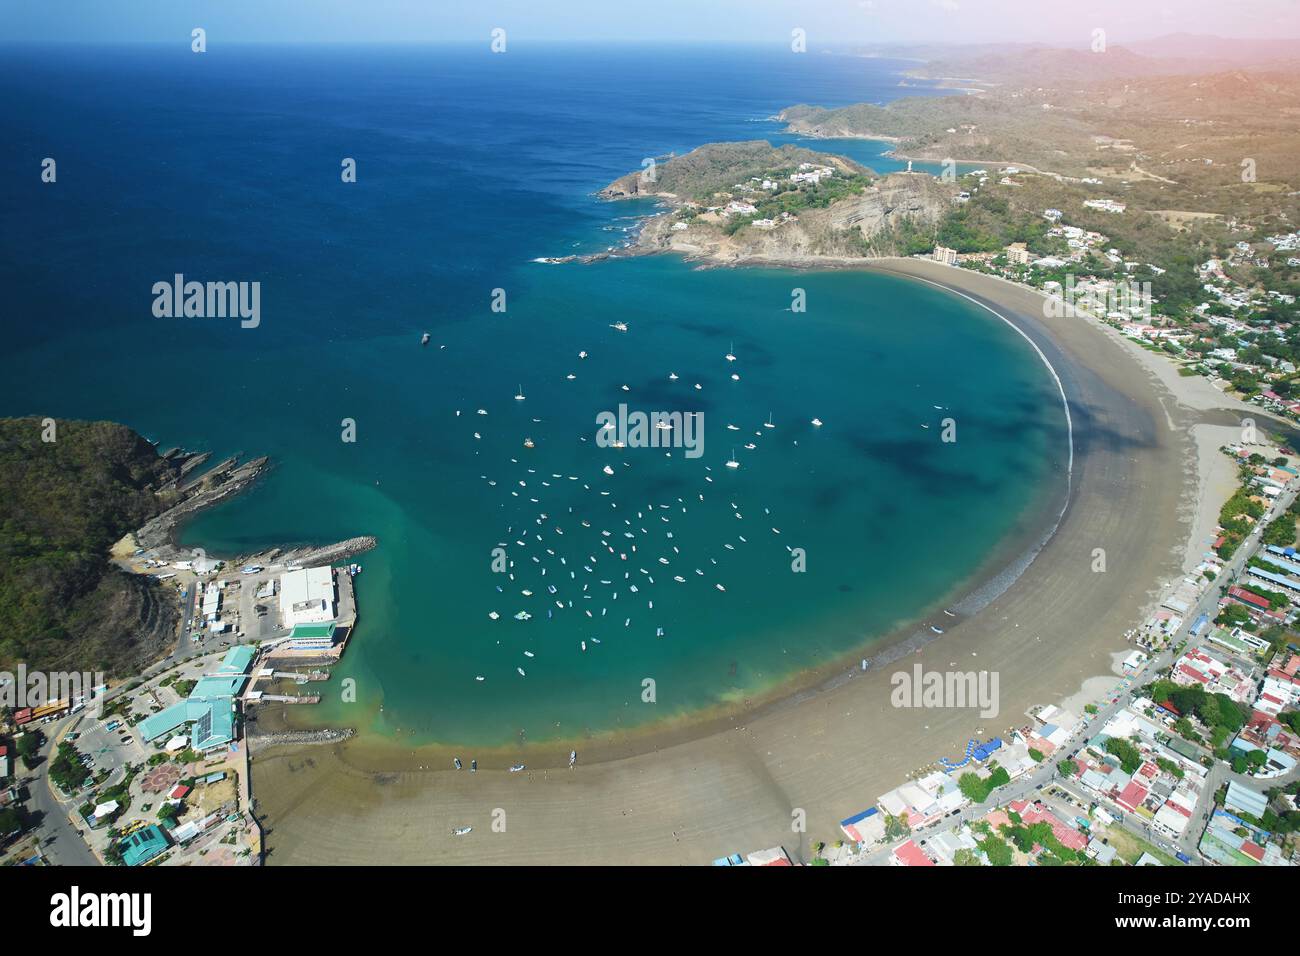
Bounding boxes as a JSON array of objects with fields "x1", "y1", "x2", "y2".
[{"x1": 1, "y1": 45, "x2": 1067, "y2": 745}]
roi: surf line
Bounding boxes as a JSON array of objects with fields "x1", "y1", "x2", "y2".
[{"x1": 893, "y1": 271, "x2": 1076, "y2": 616}]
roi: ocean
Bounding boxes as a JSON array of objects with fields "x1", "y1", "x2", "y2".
[{"x1": 0, "y1": 44, "x2": 1067, "y2": 746}]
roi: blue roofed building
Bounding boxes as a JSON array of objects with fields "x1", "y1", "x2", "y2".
[
  {"x1": 119, "y1": 824, "x2": 170, "y2": 866},
  {"x1": 136, "y1": 648, "x2": 252, "y2": 752},
  {"x1": 214, "y1": 644, "x2": 256, "y2": 676}
]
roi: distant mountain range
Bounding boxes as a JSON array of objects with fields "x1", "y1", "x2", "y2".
[{"x1": 845, "y1": 34, "x2": 1300, "y2": 87}]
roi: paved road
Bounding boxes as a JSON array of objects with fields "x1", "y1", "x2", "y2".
[{"x1": 25, "y1": 722, "x2": 100, "y2": 867}]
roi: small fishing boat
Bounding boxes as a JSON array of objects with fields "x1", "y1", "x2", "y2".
[
  {"x1": 930, "y1": 625, "x2": 944, "y2": 634},
  {"x1": 452, "y1": 826, "x2": 472, "y2": 836},
  {"x1": 475, "y1": 675, "x2": 485, "y2": 682},
  {"x1": 509, "y1": 764, "x2": 526, "y2": 773},
  {"x1": 602, "y1": 465, "x2": 615, "y2": 476},
  {"x1": 668, "y1": 372, "x2": 679, "y2": 380},
  {"x1": 811, "y1": 417, "x2": 823, "y2": 427},
  {"x1": 610, "y1": 321, "x2": 628, "y2": 332},
  {"x1": 523, "y1": 437, "x2": 534, "y2": 448},
  {"x1": 488, "y1": 611, "x2": 499, "y2": 620},
  {"x1": 943, "y1": 609, "x2": 957, "y2": 617},
  {"x1": 581, "y1": 640, "x2": 587, "y2": 651},
  {"x1": 517, "y1": 666, "x2": 527, "y2": 677},
  {"x1": 523, "y1": 650, "x2": 534, "y2": 658}
]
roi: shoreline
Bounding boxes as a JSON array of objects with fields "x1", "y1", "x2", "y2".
[
  {"x1": 277, "y1": 257, "x2": 1075, "y2": 762},
  {"x1": 251, "y1": 257, "x2": 1222, "y2": 865}
]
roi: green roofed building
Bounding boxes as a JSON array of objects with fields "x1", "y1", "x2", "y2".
[
  {"x1": 191, "y1": 674, "x2": 248, "y2": 699},
  {"x1": 120, "y1": 824, "x2": 170, "y2": 866},
  {"x1": 286, "y1": 622, "x2": 337, "y2": 652},
  {"x1": 137, "y1": 698, "x2": 237, "y2": 752},
  {"x1": 215, "y1": 644, "x2": 256, "y2": 676}
]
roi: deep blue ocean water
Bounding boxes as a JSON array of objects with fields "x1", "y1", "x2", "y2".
[{"x1": 0, "y1": 45, "x2": 1066, "y2": 745}]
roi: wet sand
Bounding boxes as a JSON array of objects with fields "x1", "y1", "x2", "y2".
[{"x1": 252, "y1": 259, "x2": 1238, "y2": 865}]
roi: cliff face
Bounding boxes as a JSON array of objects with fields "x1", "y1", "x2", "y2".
[{"x1": 627, "y1": 171, "x2": 956, "y2": 264}]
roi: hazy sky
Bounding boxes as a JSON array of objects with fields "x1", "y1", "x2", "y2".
[{"x1": 5, "y1": 0, "x2": 1300, "y2": 45}]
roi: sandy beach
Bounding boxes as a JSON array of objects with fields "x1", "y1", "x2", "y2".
[{"x1": 251, "y1": 259, "x2": 1257, "y2": 866}]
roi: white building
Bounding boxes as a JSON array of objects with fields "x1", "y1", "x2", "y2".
[{"x1": 280, "y1": 566, "x2": 336, "y2": 627}]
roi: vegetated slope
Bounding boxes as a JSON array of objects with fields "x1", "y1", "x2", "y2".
[{"x1": 0, "y1": 418, "x2": 182, "y2": 676}]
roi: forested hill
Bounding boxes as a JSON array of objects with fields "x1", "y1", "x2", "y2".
[{"x1": 0, "y1": 418, "x2": 182, "y2": 677}]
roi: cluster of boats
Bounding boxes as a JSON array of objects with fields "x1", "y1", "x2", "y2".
[{"x1": 463, "y1": 329, "x2": 814, "y2": 686}]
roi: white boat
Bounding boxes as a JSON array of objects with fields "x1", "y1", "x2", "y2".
[
  {"x1": 655, "y1": 421, "x2": 673, "y2": 431},
  {"x1": 764, "y1": 413, "x2": 775, "y2": 429},
  {"x1": 569, "y1": 750, "x2": 577, "y2": 768},
  {"x1": 517, "y1": 667, "x2": 527, "y2": 677},
  {"x1": 509, "y1": 764, "x2": 526, "y2": 772},
  {"x1": 811, "y1": 417, "x2": 823, "y2": 427},
  {"x1": 421, "y1": 332, "x2": 430, "y2": 346},
  {"x1": 513, "y1": 611, "x2": 531, "y2": 621},
  {"x1": 523, "y1": 650, "x2": 534, "y2": 658},
  {"x1": 610, "y1": 321, "x2": 628, "y2": 332},
  {"x1": 452, "y1": 826, "x2": 472, "y2": 836},
  {"x1": 488, "y1": 611, "x2": 500, "y2": 620},
  {"x1": 581, "y1": 641, "x2": 587, "y2": 652},
  {"x1": 725, "y1": 448, "x2": 740, "y2": 469},
  {"x1": 744, "y1": 443, "x2": 756, "y2": 450},
  {"x1": 725, "y1": 341, "x2": 736, "y2": 362},
  {"x1": 726, "y1": 423, "x2": 739, "y2": 431},
  {"x1": 579, "y1": 350, "x2": 588, "y2": 359},
  {"x1": 454, "y1": 757, "x2": 462, "y2": 770},
  {"x1": 566, "y1": 373, "x2": 576, "y2": 380},
  {"x1": 730, "y1": 373, "x2": 740, "y2": 381},
  {"x1": 668, "y1": 372, "x2": 679, "y2": 380},
  {"x1": 515, "y1": 384, "x2": 526, "y2": 401},
  {"x1": 930, "y1": 625, "x2": 944, "y2": 634},
  {"x1": 475, "y1": 675, "x2": 485, "y2": 682},
  {"x1": 602, "y1": 465, "x2": 615, "y2": 476},
  {"x1": 523, "y1": 437, "x2": 534, "y2": 448},
  {"x1": 715, "y1": 583, "x2": 726, "y2": 591}
]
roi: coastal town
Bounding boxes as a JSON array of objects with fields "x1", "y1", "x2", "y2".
[
  {"x1": 715, "y1": 444, "x2": 1300, "y2": 866},
  {"x1": 0, "y1": 542, "x2": 361, "y2": 867}
]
